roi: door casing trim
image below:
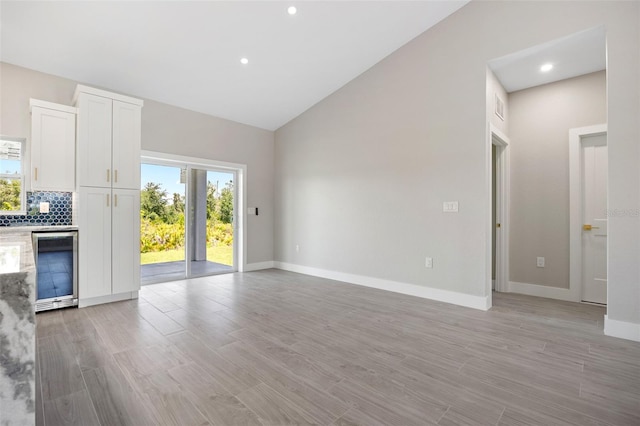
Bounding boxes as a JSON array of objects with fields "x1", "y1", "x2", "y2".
[
  {"x1": 569, "y1": 124, "x2": 607, "y2": 303},
  {"x1": 141, "y1": 150, "x2": 248, "y2": 273},
  {"x1": 488, "y1": 124, "x2": 510, "y2": 300}
]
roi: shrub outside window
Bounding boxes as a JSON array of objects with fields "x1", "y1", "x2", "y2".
[{"x1": 0, "y1": 137, "x2": 26, "y2": 214}]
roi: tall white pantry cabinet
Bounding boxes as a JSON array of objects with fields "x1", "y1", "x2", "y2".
[{"x1": 74, "y1": 85, "x2": 143, "y2": 305}]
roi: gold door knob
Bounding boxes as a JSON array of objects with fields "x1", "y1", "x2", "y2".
[{"x1": 583, "y1": 224, "x2": 600, "y2": 231}]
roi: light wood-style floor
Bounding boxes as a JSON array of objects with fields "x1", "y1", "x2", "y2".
[
  {"x1": 36, "y1": 269, "x2": 640, "y2": 426},
  {"x1": 141, "y1": 260, "x2": 233, "y2": 286}
]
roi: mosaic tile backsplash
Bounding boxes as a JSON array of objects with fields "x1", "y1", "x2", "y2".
[{"x1": 0, "y1": 191, "x2": 72, "y2": 226}]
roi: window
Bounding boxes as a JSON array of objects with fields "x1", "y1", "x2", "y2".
[{"x1": 0, "y1": 137, "x2": 26, "y2": 214}]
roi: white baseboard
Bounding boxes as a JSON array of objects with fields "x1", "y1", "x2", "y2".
[
  {"x1": 274, "y1": 261, "x2": 490, "y2": 311},
  {"x1": 79, "y1": 291, "x2": 138, "y2": 308},
  {"x1": 244, "y1": 261, "x2": 275, "y2": 272},
  {"x1": 508, "y1": 281, "x2": 577, "y2": 302},
  {"x1": 604, "y1": 315, "x2": 640, "y2": 342}
]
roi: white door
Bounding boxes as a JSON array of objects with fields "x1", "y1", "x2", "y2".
[
  {"x1": 112, "y1": 101, "x2": 141, "y2": 190},
  {"x1": 581, "y1": 134, "x2": 607, "y2": 304},
  {"x1": 77, "y1": 94, "x2": 112, "y2": 187},
  {"x1": 78, "y1": 187, "x2": 112, "y2": 299},
  {"x1": 112, "y1": 188, "x2": 140, "y2": 293}
]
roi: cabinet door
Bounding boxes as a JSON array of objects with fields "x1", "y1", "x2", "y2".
[
  {"x1": 111, "y1": 188, "x2": 140, "y2": 293},
  {"x1": 112, "y1": 101, "x2": 141, "y2": 190},
  {"x1": 31, "y1": 106, "x2": 76, "y2": 191},
  {"x1": 77, "y1": 94, "x2": 112, "y2": 187},
  {"x1": 78, "y1": 187, "x2": 112, "y2": 299}
]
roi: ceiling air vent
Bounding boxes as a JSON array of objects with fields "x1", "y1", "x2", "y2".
[{"x1": 495, "y1": 94, "x2": 505, "y2": 121}]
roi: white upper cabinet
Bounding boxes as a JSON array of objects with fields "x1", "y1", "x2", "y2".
[
  {"x1": 76, "y1": 93, "x2": 112, "y2": 187},
  {"x1": 74, "y1": 85, "x2": 143, "y2": 190},
  {"x1": 112, "y1": 100, "x2": 141, "y2": 189},
  {"x1": 30, "y1": 100, "x2": 77, "y2": 192}
]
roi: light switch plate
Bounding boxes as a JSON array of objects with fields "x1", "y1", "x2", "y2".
[
  {"x1": 537, "y1": 257, "x2": 545, "y2": 268},
  {"x1": 425, "y1": 257, "x2": 433, "y2": 268},
  {"x1": 39, "y1": 202, "x2": 50, "y2": 213},
  {"x1": 443, "y1": 201, "x2": 459, "y2": 213}
]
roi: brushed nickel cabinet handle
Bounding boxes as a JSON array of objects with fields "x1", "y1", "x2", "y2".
[
  {"x1": 107, "y1": 169, "x2": 110, "y2": 183},
  {"x1": 106, "y1": 194, "x2": 110, "y2": 207},
  {"x1": 114, "y1": 169, "x2": 118, "y2": 183},
  {"x1": 34, "y1": 167, "x2": 38, "y2": 181},
  {"x1": 114, "y1": 194, "x2": 118, "y2": 207}
]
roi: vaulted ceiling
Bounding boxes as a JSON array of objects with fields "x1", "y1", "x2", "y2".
[
  {"x1": 489, "y1": 26, "x2": 606, "y2": 93},
  {"x1": 2, "y1": 2, "x2": 608, "y2": 129},
  {"x1": 1, "y1": 1, "x2": 469, "y2": 130}
]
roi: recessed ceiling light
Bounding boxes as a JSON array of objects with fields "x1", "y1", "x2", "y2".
[
  {"x1": 540, "y1": 63, "x2": 553, "y2": 72},
  {"x1": 287, "y1": 6, "x2": 297, "y2": 15},
  {"x1": 240, "y1": 58, "x2": 249, "y2": 65}
]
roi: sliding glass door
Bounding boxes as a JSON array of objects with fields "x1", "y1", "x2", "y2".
[
  {"x1": 140, "y1": 161, "x2": 237, "y2": 285},
  {"x1": 187, "y1": 168, "x2": 235, "y2": 278},
  {"x1": 140, "y1": 163, "x2": 186, "y2": 285}
]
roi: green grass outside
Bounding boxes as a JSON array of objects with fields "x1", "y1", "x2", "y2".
[{"x1": 141, "y1": 245, "x2": 233, "y2": 266}]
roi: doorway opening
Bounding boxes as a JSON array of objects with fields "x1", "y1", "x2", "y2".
[
  {"x1": 186, "y1": 168, "x2": 235, "y2": 278},
  {"x1": 140, "y1": 163, "x2": 186, "y2": 283},
  {"x1": 491, "y1": 126, "x2": 510, "y2": 294},
  {"x1": 139, "y1": 152, "x2": 245, "y2": 285},
  {"x1": 569, "y1": 125, "x2": 608, "y2": 304},
  {"x1": 486, "y1": 26, "x2": 606, "y2": 308}
]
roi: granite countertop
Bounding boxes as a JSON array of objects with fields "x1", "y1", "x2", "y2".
[
  {"x1": 0, "y1": 231, "x2": 36, "y2": 425},
  {"x1": 0, "y1": 225, "x2": 78, "y2": 234},
  {"x1": 0, "y1": 232, "x2": 34, "y2": 274}
]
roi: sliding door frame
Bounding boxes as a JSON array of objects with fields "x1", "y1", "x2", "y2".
[
  {"x1": 141, "y1": 150, "x2": 247, "y2": 274},
  {"x1": 140, "y1": 159, "x2": 189, "y2": 273}
]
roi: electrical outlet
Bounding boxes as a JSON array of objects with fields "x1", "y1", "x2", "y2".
[
  {"x1": 39, "y1": 202, "x2": 50, "y2": 213},
  {"x1": 443, "y1": 201, "x2": 459, "y2": 213},
  {"x1": 425, "y1": 257, "x2": 433, "y2": 268},
  {"x1": 537, "y1": 257, "x2": 545, "y2": 268}
]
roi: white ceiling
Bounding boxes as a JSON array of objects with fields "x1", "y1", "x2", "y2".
[
  {"x1": 489, "y1": 26, "x2": 606, "y2": 93},
  {"x1": 1, "y1": 1, "x2": 469, "y2": 130}
]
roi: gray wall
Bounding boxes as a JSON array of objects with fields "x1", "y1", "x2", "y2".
[
  {"x1": 486, "y1": 68, "x2": 509, "y2": 283},
  {"x1": 141, "y1": 92, "x2": 275, "y2": 265},
  {"x1": 509, "y1": 71, "x2": 606, "y2": 288},
  {"x1": 487, "y1": 68, "x2": 509, "y2": 134},
  {"x1": 3, "y1": 2, "x2": 639, "y2": 328},
  {"x1": 0, "y1": 62, "x2": 275, "y2": 265},
  {"x1": 274, "y1": 1, "x2": 640, "y2": 326}
]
